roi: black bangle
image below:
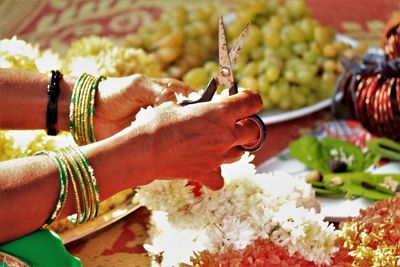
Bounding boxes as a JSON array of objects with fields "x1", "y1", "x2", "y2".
[{"x1": 46, "y1": 70, "x2": 63, "y2": 135}]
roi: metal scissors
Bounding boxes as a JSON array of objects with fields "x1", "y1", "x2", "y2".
[{"x1": 180, "y1": 16, "x2": 266, "y2": 152}]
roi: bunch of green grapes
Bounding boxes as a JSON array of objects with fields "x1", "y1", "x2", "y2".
[
  {"x1": 183, "y1": 0, "x2": 367, "y2": 110},
  {"x1": 63, "y1": 35, "x2": 162, "y2": 77},
  {"x1": 125, "y1": 4, "x2": 220, "y2": 79}
]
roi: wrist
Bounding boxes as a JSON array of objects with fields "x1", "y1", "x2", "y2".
[{"x1": 81, "y1": 125, "x2": 157, "y2": 194}]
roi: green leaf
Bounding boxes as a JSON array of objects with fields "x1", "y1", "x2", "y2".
[
  {"x1": 367, "y1": 138, "x2": 400, "y2": 161},
  {"x1": 289, "y1": 135, "x2": 330, "y2": 173},
  {"x1": 323, "y1": 172, "x2": 400, "y2": 200},
  {"x1": 309, "y1": 180, "x2": 346, "y2": 197},
  {"x1": 342, "y1": 182, "x2": 393, "y2": 200},
  {"x1": 323, "y1": 172, "x2": 400, "y2": 184},
  {"x1": 320, "y1": 137, "x2": 366, "y2": 172}
]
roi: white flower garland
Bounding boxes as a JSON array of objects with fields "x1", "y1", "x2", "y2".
[{"x1": 134, "y1": 152, "x2": 339, "y2": 266}]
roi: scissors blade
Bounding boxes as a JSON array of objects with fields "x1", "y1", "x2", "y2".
[
  {"x1": 229, "y1": 22, "x2": 250, "y2": 67},
  {"x1": 217, "y1": 16, "x2": 234, "y2": 87}
]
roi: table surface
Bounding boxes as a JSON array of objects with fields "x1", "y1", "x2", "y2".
[{"x1": 2, "y1": 0, "x2": 398, "y2": 265}]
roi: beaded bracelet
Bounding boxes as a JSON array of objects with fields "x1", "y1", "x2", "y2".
[
  {"x1": 46, "y1": 70, "x2": 63, "y2": 136},
  {"x1": 69, "y1": 73, "x2": 106, "y2": 145},
  {"x1": 36, "y1": 145, "x2": 99, "y2": 228}
]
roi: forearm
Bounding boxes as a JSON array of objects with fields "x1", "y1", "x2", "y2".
[
  {"x1": 0, "y1": 127, "x2": 154, "y2": 243},
  {"x1": 0, "y1": 69, "x2": 74, "y2": 131}
]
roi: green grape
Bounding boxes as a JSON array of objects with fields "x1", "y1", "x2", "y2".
[
  {"x1": 267, "y1": 16, "x2": 283, "y2": 31},
  {"x1": 318, "y1": 81, "x2": 335, "y2": 99},
  {"x1": 322, "y1": 44, "x2": 337, "y2": 58},
  {"x1": 286, "y1": 57, "x2": 302, "y2": 69},
  {"x1": 322, "y1": 72, "x2": 337, "y2": 85},
  {"x1": 277, "y1": 6, "x2": 292, "y2": 23},
  {"x1": 269, "y1": 84, "x2": 282, "y2": 103},
  {"x1": 234, "y1": 55, "x2": 247, "y2": 72},
  {"x1": 257, "y1": 74, "x2": 270, "y2": 94},
  {"x1": 262, "y1": 28, "x2": 281, "y2": 48},
  {"x1": 265, "y1": 65, "x2": 281, "y2": 82},
  {"x1": 277, "y1": 79, "x2": 290, "y2": 95},
  {"x1": 296, "y1": 69, "x2": 314, "y2": 85},
  {"x1": 240, "y1": 76, "x2": 258, "y2": 90},
  {"x1": 278, "y1": 95, "x2": 291, "y2": 109},
  {"x1": 241, "y1": 62, "x2": 259, "y2": 78},
  {"x1": 323, "y1": 59, "x2": 337, "y2": 73},
  {"x1": 284, "y1": 68, "x2": 297, "y2": 82},
  {"x1": 227, "y1": 19, "x2": 248, "y2": 40},
  {"x1": 280, "y1": 26, "x2": 293, "y2": 46},
  {"x1": 292, "y1": 42, "x2": 308, "y2": 55},
  {"x1": 302, "y1": 50, "x2": 318, "y2": 64},
  {"x1": 261, "y1": 94, "x2": 274, "y2": 110},
  {"x1": 251, "y1": 47, "x2": 265, "y2": 61},
  {"x1": 241, "y1": 26, "x2": 262, "y2": 55},
  {"x1": 298, "y1": 18, "x2": 316, "y2": 41},
  {"x1": 204, "y1": 61, "x2": 219, "y2": 76},
  {"x1": 290, "y1": 86, "x2": 307, "y2": 109},
  {"x1": 176, "y1": 0, "x2": 363, "y2": 111},
  {"x1": 285, "y1": 0, "x2": 310, "y2": 20},
  {"x1": 294, "y1": 86, "x2": 308, "y2": 104},
  {"x1": 288, "y1": 25, "x2": 306, "y2": 43},
  {"x1": 333, "y1": 40, "x2": 348, "y2": 53},
  {"x1": 265, "y1": 0, "x2": 281, "y2": 15},
  {"x1": 314, "y1": 26, "x2": 334, "y2": 46},
  {"x1": 276, "y1": 46, "x2": 293, "y2": 59},
  {"x1": 182, "y1": 67, "x2": 209, "y2": 89}
]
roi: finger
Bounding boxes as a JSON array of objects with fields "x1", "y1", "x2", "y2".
[
  {"x1": 155, "y1": 89, "x2": 177, "y2": 104},
  {"x1": 223, "y1": 147, "x2": 244, "y2": 164},
  {"x1": 232, "y1": 118, "x2": 261, "y2": 147},
  {"x1": 219, "y1": 90, "x2": 263, "y2": 121},
  {"x1": 197, "y1": 168, "x2": 224, "y2": 190},
  {"x1": 153, "y1": 78, "x2": 194, "y2": 96}
]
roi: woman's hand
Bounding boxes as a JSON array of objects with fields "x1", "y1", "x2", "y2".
[
  {"x1": 93, "y1": 74, "x2": 193, "y2": 140},
  {"x1": 112, "y1": 90, "x2": 263, "y2": 190}
]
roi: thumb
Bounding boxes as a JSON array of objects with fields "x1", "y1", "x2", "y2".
[{"x1": 198, "y1": 168, "x2": 224, "y2": 191}]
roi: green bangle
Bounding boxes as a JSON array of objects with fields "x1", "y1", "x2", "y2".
[
  {"x1": 76, "y1": 75, "x2": 94, "y2": 145},
  {"x1": 69, "y1": 75, "x2": 86, "y2": 144},
  {"x1": 80, "y1": 75, "x2": 96, "y2": 145},
  {"x1": 89, "y1": 75, "x2": 107, "y2": 143},
  {"x1": 69, "y1": 73, "x2": 107, "y2": 145},
  {"x1": 35, "y1": 151, "x2": 68, "y2": 229},
  {"x1": 60, "y1": 147, "x2": 89, "y2": 224},
  {"x1": 70, "y1": 145, "x2": 100, "y2": 218},
  {"x1": 70, "y1": 151, "x2": 94, "y2": 220},
  {"x1": 55, "y1": 149, "x2": 82, "y2": 225}
]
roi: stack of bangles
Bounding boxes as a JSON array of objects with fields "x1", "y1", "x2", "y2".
[
  {"x1": 37, "y1": 72, "x2": 106, "y2": 228},
  {"x1": 70, "y1": 73, "x2": 106, "y2": 145},
  {"x1": 36, "y1": 146, "x2": 99, "y2": 228}
]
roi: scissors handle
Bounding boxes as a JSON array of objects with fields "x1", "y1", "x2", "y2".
[
  {"x1": 228, "y1": 83, "x2": 266, "y2": 152},
  {"x1": 179, "y1": 79, "x2": 218, "y2": 106},
  {"x1": 238, "y1": 114, "x2": 266, "y2": 152}
]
